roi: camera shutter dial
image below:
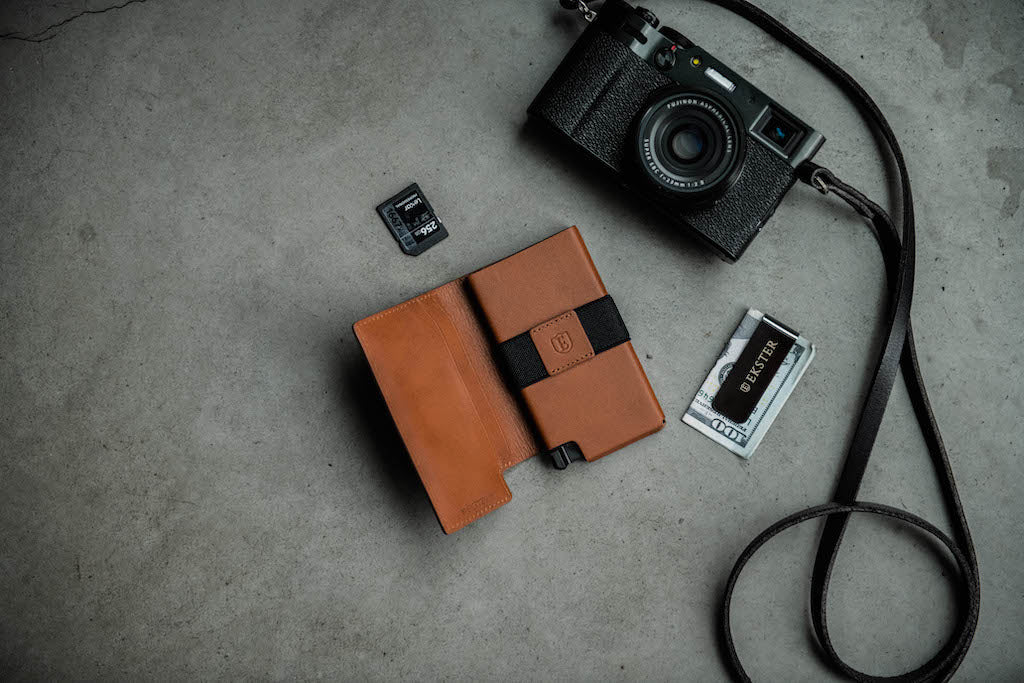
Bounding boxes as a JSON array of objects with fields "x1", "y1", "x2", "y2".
[{"x1": 634, "y1": 6, "x2": 660, "y2": 28}]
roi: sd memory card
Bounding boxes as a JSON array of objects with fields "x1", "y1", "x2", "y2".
[{"x1": 376, "y1": 183, "x2": 448, "y2": 256}]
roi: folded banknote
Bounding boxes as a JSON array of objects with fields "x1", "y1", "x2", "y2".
[{"x1": 682, "y1": 309, "x2": 814, "y2": 459}]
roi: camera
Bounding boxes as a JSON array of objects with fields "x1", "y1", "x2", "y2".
[{"x1": 529, "y1": 0, "x2": 825, "y2": 261}]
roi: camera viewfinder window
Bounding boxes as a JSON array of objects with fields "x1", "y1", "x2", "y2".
[{"x1": 759, "y1": 111, "x2": 803, "y2": 155}]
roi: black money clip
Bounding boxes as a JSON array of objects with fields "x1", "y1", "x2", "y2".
[{"x1": 712, "y1": 315, "x2": 800, "y2": 423}]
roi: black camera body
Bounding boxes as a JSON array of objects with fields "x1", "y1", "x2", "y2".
[{"x1": 529, "y1": 0, "x2": 825, "y2": 261}]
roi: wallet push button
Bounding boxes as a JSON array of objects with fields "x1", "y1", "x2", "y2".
[{"x1": 529, "y1": 310, "x2": 595, "y2": 377}]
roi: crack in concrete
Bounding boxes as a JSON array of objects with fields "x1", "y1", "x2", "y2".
[{"x1": 0, "y1": 0, "x2": 150, "y2": 44}]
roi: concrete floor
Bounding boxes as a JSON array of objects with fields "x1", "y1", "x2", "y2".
[{"x1": 1, "y1": 0, "x2": 1022, "y2": 680}]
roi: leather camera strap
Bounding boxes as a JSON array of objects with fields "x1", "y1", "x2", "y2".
[{"x1": 699, "y1": 1, "x2": 981, "y2": 680}]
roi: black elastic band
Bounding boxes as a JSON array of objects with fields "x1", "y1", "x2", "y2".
[
  {"x1": 699, "y1": 1, "x2": 980, "y2": 681},
  {"x1": 575, "y1": 294, "x2": 629, "y2": 354},
  {"x1": 496, "y1": 334, "x2": 548, "y2": 389},
  {"x1": 496, "y1": 295, "x2": 630, "y2": 389}
]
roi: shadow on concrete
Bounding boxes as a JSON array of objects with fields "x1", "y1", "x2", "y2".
[
  {"x1": 334, "y1": 350, "x2": 436, "y2": 530},
  {"x1": 711, "y1": 512, "x2": 962, "y2": 677}
]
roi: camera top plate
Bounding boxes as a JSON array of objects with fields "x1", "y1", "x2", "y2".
[{"x1": 596, "y1": 0, "x2": 824, "y2": 169}]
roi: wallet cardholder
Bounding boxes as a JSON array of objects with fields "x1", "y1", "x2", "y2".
[{"x1": 353, "y1": 227, "x2": 664, "y2": 533}]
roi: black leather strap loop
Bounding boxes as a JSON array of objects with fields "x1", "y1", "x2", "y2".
[
  {"x1": 699, "y1": 1, "x2": 980, "y2": 681},
  {"x1": 720, "y1": 502, "x2": 976, "y2": 683},
  {"x1": 496, "y1": 295, "x2": 630, "y2": 389}
]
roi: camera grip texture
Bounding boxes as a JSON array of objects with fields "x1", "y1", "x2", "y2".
[
  {"x1": 686, "y1": 141, "x2": 797, "y2": 260},
  {"x1": 531, "y1": 31, "x2": 671, "y2": 172}
]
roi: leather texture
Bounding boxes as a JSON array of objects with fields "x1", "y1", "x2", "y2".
[
  {"x1": 524, "y1": 344, "x2": 664, "y2": 460},
  {"x1": 527, "y1": 21, "x2": 797, "y2": 261},
  {"x1": 466, "y1": 227, "x2": 607, "y2": 341},
  {"x1": 468, "y1": 227, "x2": 664, "y2": 461},
  {"x1": 684, "y1": 140, "x2": 795, "y2": 261},
  {"x1": 353, "y1": 278, "x2": 536, "y2": 534},
  {"x1": 529, "y1": 310, "x2": 594, "y2": 377},
  {"x1": 354, "y1": 227, "x2": 664, "y2": 533}
]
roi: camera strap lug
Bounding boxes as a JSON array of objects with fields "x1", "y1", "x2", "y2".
[{"x1": 560, "y1": 0, "x2": 597, "y2": 22}]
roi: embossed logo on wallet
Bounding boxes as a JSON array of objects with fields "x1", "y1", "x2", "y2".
[
  {"x1": 529, "y1": 311, "x2": 594, "y2": 376},
  {"x1": 551, "y1": 331, "x2": 573, "y2": 354}
]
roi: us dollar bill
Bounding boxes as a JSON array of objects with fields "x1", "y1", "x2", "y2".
[{"x1": 682, "y1": 309, "x2": 815, "y2": 459}]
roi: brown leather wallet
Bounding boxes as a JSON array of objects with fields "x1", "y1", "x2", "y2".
[{"x1": 353, "y1": 227, "x2": 664, "y2": 533}]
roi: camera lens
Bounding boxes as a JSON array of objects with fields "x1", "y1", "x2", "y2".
[
  {"x1": 668, "y1": 127, "x2": 706, "y2": 162},
  {"x1": 634, "y1": 90, "x2": 744, "y2": 201}
]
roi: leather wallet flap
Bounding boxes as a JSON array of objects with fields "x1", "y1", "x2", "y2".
[{"x1": 353, "y1": 279, "x2": 537, "y2": 533}]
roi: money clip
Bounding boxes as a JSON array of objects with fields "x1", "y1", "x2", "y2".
[{"x1": 712, "y1": 315, "x2": 799, "y2": 423}]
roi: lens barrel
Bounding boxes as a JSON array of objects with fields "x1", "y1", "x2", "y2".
[{"x1": 634, "y1": 90, "x2": 744, "y2": 202}]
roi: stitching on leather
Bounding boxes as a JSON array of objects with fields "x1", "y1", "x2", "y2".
[
  {"x1": 531, "y1": 311, "x2": 574, "y2": 334},
  {"x1": 549, "y1": 350, "x2": 594, "y2": 374},
  {"x1": 353, "y1": 278, "x2": 464, "y2": 328},
  {"x1": 455, "y1": 493, "x2": 511, "y2": 528},
  {"x1": 419, "y1": 297, "x2": 509, "y2": 519},
  {"x1": 530, "y1": 312, "x2": 594, "y2": 375},
  {"x1": 358, "y1": 282, "x2": 512, "y2": 532},
  {"x1": 428, "y1": 288, "x2": 522, "y2": 475}
]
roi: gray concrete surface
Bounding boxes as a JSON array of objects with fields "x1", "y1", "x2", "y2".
[{"x1": 1, "y1": 0, "x2": 1021, "y2": 680}]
